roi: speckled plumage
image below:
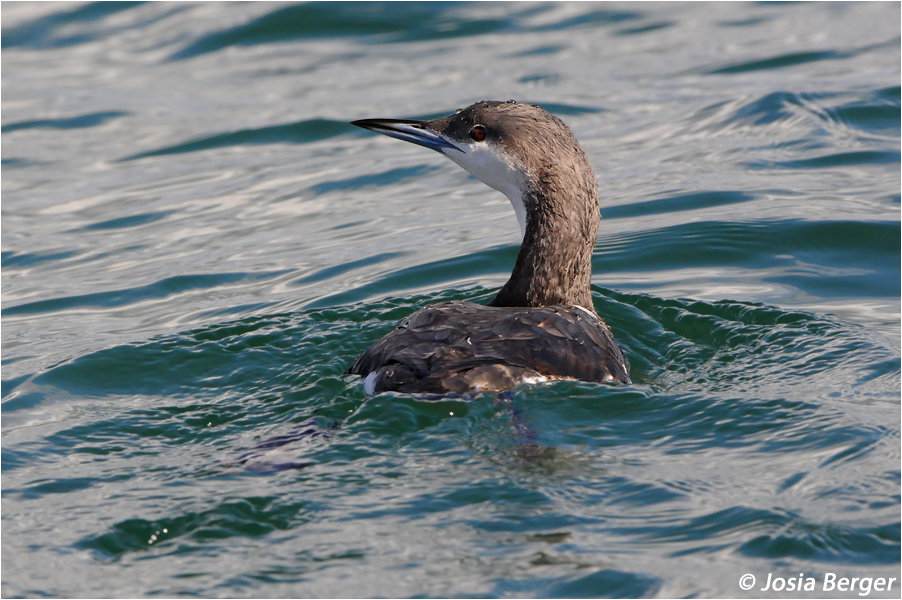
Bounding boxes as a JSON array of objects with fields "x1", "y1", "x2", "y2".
[
  {"x1": 349, "y1": 101, "x2": 630, "y2": 394},
  {"x1": 349, "y1": 301, "x2": 629, "y2": 394}
]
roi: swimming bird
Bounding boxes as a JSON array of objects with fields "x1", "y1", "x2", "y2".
[{"x1": 348, "y1": 100, "x2": 629, "y2": 394}]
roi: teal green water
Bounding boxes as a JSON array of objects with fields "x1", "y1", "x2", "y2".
[{"x1": 2, "y1": 2, "x2": 900, "y2": 598}]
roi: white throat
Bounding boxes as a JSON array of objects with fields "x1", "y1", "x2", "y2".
[{"x1": 442, "y1": 142, "x2": 529, "y2": 238}]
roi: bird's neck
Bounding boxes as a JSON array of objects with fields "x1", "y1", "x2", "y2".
[{"x1": 489, "y1": 178, "x2": 599, "y2": 311}]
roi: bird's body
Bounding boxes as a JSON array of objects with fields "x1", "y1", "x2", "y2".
[
  {"x1": 351, "y1": 301, "x2": 628, "y2": 394},
  {"x1": 348, "y1": 100, "x2": 630, "y2": 394}
]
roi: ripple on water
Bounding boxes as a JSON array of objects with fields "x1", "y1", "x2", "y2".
[{"x1": 2, "y1": 1, "x2": 899, "y2": 597}]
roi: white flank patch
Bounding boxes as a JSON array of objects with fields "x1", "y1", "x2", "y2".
[{"x1": 363, "y1": 372, "x2": 379, "y2": 396}]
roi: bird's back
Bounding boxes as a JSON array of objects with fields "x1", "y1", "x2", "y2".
[{"x1": 349, "y1": 301, "x2": 630, "y2": 394}]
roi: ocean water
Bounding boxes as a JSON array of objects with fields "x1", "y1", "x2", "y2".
[{"x1": 2, "y1": 2, "x2": 899, "y2": 598}]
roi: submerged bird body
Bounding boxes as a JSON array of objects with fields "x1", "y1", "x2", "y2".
[
  {"x1": 352, "y1": 302, "x2": 628, "y2": 394},
  {"x1": 349, "y1": 101, "x2": 630, "y2": 394}
]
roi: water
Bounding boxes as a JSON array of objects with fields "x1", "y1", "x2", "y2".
[{"x1": 2, "y1": 2, "x2": 899, "y2": 597}]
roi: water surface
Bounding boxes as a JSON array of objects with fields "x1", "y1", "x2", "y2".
[{"x1": 2, "y1": 2, "x2": 900, "y2": 598}]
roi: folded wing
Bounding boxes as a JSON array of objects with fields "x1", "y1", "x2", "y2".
[{"x1": 349, "y1": 301, "x2": 630, "y2": 394}]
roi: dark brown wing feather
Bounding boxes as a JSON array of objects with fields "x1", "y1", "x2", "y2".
[{"x1": 348, "y1": 301, "x2": 630, "y2": 394}]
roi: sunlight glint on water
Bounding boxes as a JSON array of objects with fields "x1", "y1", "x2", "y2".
[{"x1": 2, "y1": 2, "x2": 899, "y2": 598}]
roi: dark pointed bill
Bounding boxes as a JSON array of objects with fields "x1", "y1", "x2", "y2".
[{"x1": 351, "y1": 118, "x2": 462, "y2": 153}]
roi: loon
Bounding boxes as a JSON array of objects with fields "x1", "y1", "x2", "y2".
[{"x1": 348, "y1": 100, "x2": 630, "y2": 394}]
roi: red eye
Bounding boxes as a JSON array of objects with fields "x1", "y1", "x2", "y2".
[{"x1": 470, "y1": 125, "x2": 487, "y2": 141}]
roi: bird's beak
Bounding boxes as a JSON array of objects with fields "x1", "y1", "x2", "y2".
[{"x1": 351, "y1": 118, "x2": 462, "y2": 153}]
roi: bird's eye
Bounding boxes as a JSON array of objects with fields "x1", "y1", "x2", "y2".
[{"x1": 470, "y1": 125, "x2": 487, "y2": 141}]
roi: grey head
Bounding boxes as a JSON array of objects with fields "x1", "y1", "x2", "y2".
[{"x1": 352, "y1": 100, "x2": 600, "y2": 311}]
